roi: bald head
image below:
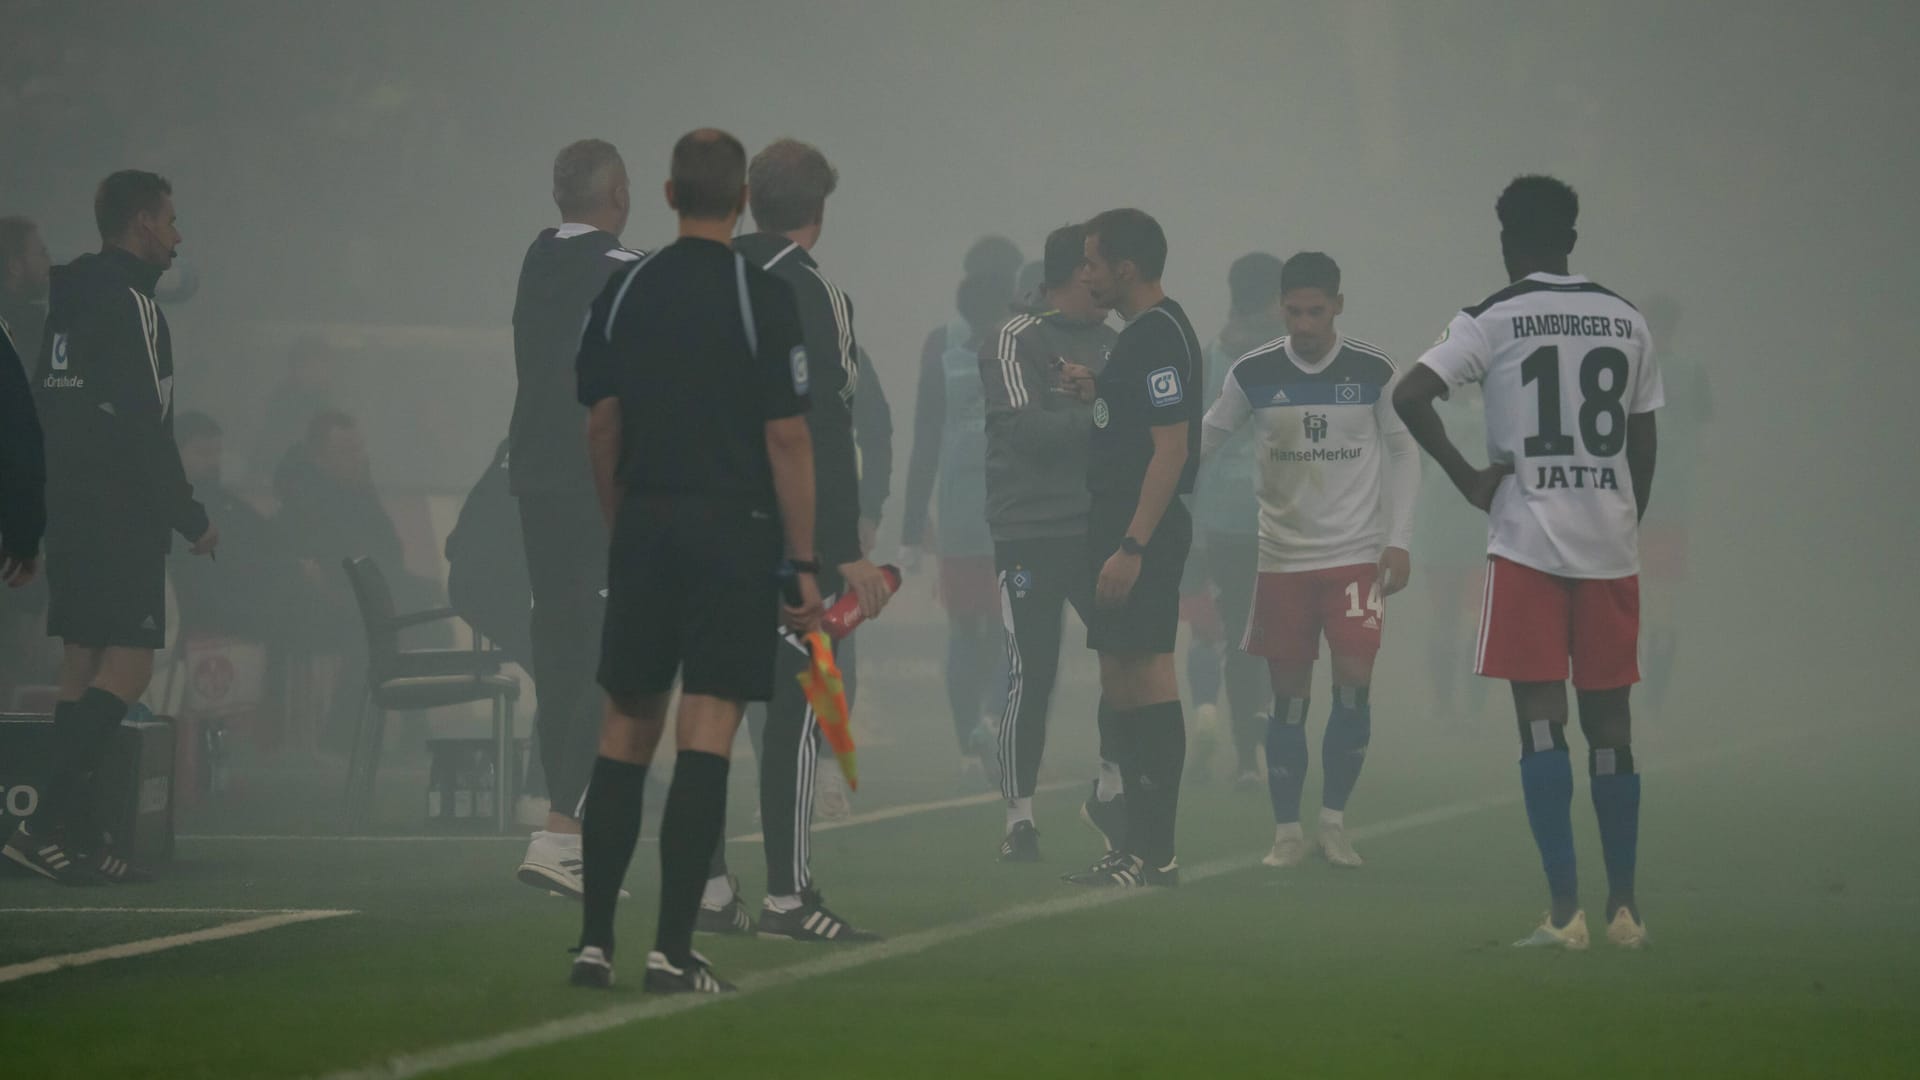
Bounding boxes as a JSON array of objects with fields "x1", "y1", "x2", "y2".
[
  {"x1": 668, "y1": 128, "x2": 748, "y2": 222},
  {"x1": 552, "y1": 139, "x2": 629, "y2": 231}
]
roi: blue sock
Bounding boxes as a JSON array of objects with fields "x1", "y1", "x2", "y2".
[
  {"x1": 1589, "y1": 746, "x2": 1640, "y2": 917},
  {"x1": 1518, "y1": 730, "x2": 1577, "y2": 919},
  {"x1": 1321, "y1": 685, "x2": 1371, "y2": 813},
  {"x1": 1264, "y1": 699, "x2": 1308, "y2": 825}
]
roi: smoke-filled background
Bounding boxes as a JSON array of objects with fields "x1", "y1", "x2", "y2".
[
  {"x1": 5, "y1": 4, "x2": 1920, "y2": 1075},
  {"x1": 3, "y1": 0, "x2": 1915, "y2": 807}
]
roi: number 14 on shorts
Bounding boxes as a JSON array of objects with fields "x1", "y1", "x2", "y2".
[{"x1": 1343, "y1": 580, "x2": 1383, "y2": 621}]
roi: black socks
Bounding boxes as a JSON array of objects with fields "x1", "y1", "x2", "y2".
[
  {"x1": 578, "y1": 756, "x2": 649, "y2": 956},
  {"x1": 654, "y1": 751, "x2": 731, "y2": 967}
]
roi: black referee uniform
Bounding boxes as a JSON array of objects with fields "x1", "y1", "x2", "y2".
[
  {"x1": 573, "y1": 234, "x2": 807, "y2": 968},
  {"x1": 509, "y1": 224, "x2": 644, "y2": 822},
  {"x1": 1083, "y1": 297, "x2": 1203, "y2": 876}
]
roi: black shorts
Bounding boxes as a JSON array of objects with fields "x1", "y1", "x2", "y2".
[
  {"x1": 597, "y1": 495, "x2": 783, "y2": 703},
  {"x1": 1083, "y1": 495, "x2": 1192, "y2": 656},
  {"x1": 44, "y1": 533, "x2": 168, "y2": 650}
]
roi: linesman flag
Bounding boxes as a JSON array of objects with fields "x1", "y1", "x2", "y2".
[{"x1": 796, "y1": 631, "x2": 857, "y2": 790}]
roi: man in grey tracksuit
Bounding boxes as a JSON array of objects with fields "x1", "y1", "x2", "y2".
[{"x1": 980, "y1": 224, "x2": 1118, "y2": 862}]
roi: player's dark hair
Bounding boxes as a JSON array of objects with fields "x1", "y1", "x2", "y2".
[
  {"x1": 1280, "y1": 251, "x2": 1341, "y2": 297},
  {"x1": 748, "y1": 138, "x2": 838, "y2": 233},
  {"x1": 669, "y1": 129, "x2": 747, "y2": 221},
  {"x1": 552, "y1": 139, "x2": 625, "y2": 218},
  {"x1": 94, "y1": 170, "x2": 171, "y2": 242},
  {"x1": 1084, "y1": 208, "x2": 1167, "y2": 283},
  {"x1": 1496, "y1": 175, "x2": 1579, "y2": 257},
  {"x1": 1041, "y1": 224, "x2": 1087, "y2": 290},
  {"x1": 964, "y1": 235, "x2": 1024, "y2": 279},
  {"x1": 0, "y1": 216, "x2": 38, "y2": 270},
  {"x1": 957, "y1": 271, "x2": 1015, "y2": 335},
  {"x1": 1227, "y1": 252, "x2": 1284, "y2": 317},
  {"x1": 174, "y1": 410, "x2": 222, "y2": 446}
]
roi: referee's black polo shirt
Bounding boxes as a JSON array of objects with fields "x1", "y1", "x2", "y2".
[
  {"x1": 577, "y1": 236, "x2": 809, "y2": 505},
  {"x1": 575, "y1": 235, "x2": 810, "y2": 701}
]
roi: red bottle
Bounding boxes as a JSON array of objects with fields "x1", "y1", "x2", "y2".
[{"x1": 822, "y1": 565, "x2": 902, "y2": 639}]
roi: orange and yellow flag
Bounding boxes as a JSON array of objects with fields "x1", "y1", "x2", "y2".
[{"x1": 796, "y1": 630, "x2": 857, "y2": 790}]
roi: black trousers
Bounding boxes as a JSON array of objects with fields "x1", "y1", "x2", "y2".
[
  {"x1": 994, "y1": 535, "x2": 1092, "y2": 802},
  {"x1": 517, "y1": 493, "x2": 608, "y2": 821},
  {"x1": 759, "y1": 624, "x2": 829, "y2": 896}
]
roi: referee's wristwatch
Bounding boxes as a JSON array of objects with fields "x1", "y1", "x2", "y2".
[
  {"x1": 1117, "y1": 536, "x2": 1146, "y2": 558},
  {"x1": 783, "y1": 557, "x2": 821, "y2": 576}
]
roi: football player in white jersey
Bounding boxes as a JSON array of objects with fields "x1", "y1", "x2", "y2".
[
  {"x1": 1394, "y1": 176, "x2": 1661, "y2": 951},
  {"x1": 1201, "y1": 252, "x2": 1420, "y2": 869}
]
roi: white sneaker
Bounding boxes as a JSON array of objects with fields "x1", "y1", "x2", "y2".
[
  {"x1": 817, "y1": 765, "x2": 853, "y2": 821},
  {"x1": 1262, "y1": 832, "x2": 1307, "y2": 868},
  {"x1": 1606, "y1": 908, "x2": 1649, "y2": 950},
  {"x1": 1317, "y1": 824, "x2": 1364, "y2": 868},
  {"x1": 516, "y1": 832, "x2": 627, "y2": 900},
  {"x1": 1514, "y1": 910, "x2": 1590, "y2": 951}
]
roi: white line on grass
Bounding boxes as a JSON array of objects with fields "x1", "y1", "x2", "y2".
[
  {"x1": 184, "y1": 779, "x2": 1080, "y2": 846},
  {"x1": 0, "y1": 909, "x2": 357, "y2": 985},
  {"x1": 319, "y1": 790, "x2": 1512, "y2": 1080},
  {"x1": 727, "y1": 779, "x2": 1078, "y2": 843},
  {"x1": 0, "y1": 907, "x2": 352, "y2": 915},
  {"x1": 320, "y1": 728, "x2": 1818, "y2": 1080}
]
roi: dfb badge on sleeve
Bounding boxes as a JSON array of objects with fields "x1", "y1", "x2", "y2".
[
  {"x1": 790, "y1": 346, "x2": 810, "y2": 395},
  {"x1": 1148, "y1": 366, "x2": 1183, "y2": 407}
]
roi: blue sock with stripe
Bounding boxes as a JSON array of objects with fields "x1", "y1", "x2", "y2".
[
  {"x1": 1589, "y1": 746, "x2": 1640, "y2": 919},
  {"x1": 1264, "y1": 699, "x2": 1308, "y2": 825},
  {"x1": 1518, "y1": 721, "x2": 1577, "y2": 922},
  {"x1": 1320, "y1": 685, "x2": 1371, "y2": 814}
]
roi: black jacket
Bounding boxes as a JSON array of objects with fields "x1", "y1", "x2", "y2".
[
  {"x1": 0, "y1": 319, "x2": 45, "y2": 560},
  {"x1": 35, "y1": 248, "x2": 206, "y2": 549},
  {"x1": 508, "y1": 226, "x2": 645, "y2": 499},
  {"x1": 734, "y1": 233, "x2": 863, "y2": 570}
]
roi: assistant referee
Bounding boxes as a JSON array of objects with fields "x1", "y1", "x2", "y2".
[{"x1": 569, "y1": 129, "x2": 823, "y2": 995}]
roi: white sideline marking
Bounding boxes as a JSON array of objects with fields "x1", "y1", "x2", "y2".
[
  {"x1": 318, "y1": 792, "x2": 1509, "y2": 1080},
  {"x1": 0, "y1": 909, "x2": 357, "y2": 985},
  {"x1": 728, "y1": 780, "x2": 1078, "y2": 843},
  {"x1": 184, "y1": 779, "x2": 1079, "y2": 847},
  {"x1": 0, "y1": 907, "x2": 346, "y2": 915},
  {"x1": 321, "y1": 732, "x2": 1802, "y2": 1080}
]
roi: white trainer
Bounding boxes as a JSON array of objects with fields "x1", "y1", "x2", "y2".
[
  {"x1": 516, "y1": 832, "x2": 626, "y2": 900},
  {"x1": 1262, "y1": 829, "x2": 1307, "y2": 868},
  {"x1": 1514, "y1": 911, "x2": 1590, "y2": 951},
  {"x1": 1606, "y1": 908, "x2": 1650, "y2": 950},
  {"x1": 1317, "y1": 824, "x2": 1365, "y2": 868}
]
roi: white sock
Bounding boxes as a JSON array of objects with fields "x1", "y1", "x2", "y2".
[
  {"x1": 1320, "y1": 808, "x2": 1345, "y2": 829},
  {"x1": 1096, "y1": 760, "x2": 1124, "y2": 801},
  {"x1": 1275, "y1": 822, "x2": 1304, "y2": 843},
  {"x1": 701, "y1": 873, "x2": 734, "y2": 908},
  {"x1": 533, "y1": 830, "x2": 580, "y2": 849},
  {"x1": 764, "y1": 892, "x2": 804, "y2": 913},
  {"x1": 1007, "y1": 797, "x2": 1034, "y2": 829}
]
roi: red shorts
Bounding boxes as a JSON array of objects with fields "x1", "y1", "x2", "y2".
[
  {"x1": 938, "y1": 556, "x2": 1000, "y2": 617},
  {"x1": 1476, "y1": 556, "x2": 1640, "y2": 690},
  {"x1": 1242, "y1": 563, "x2": 1383, "y2": 669}
]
